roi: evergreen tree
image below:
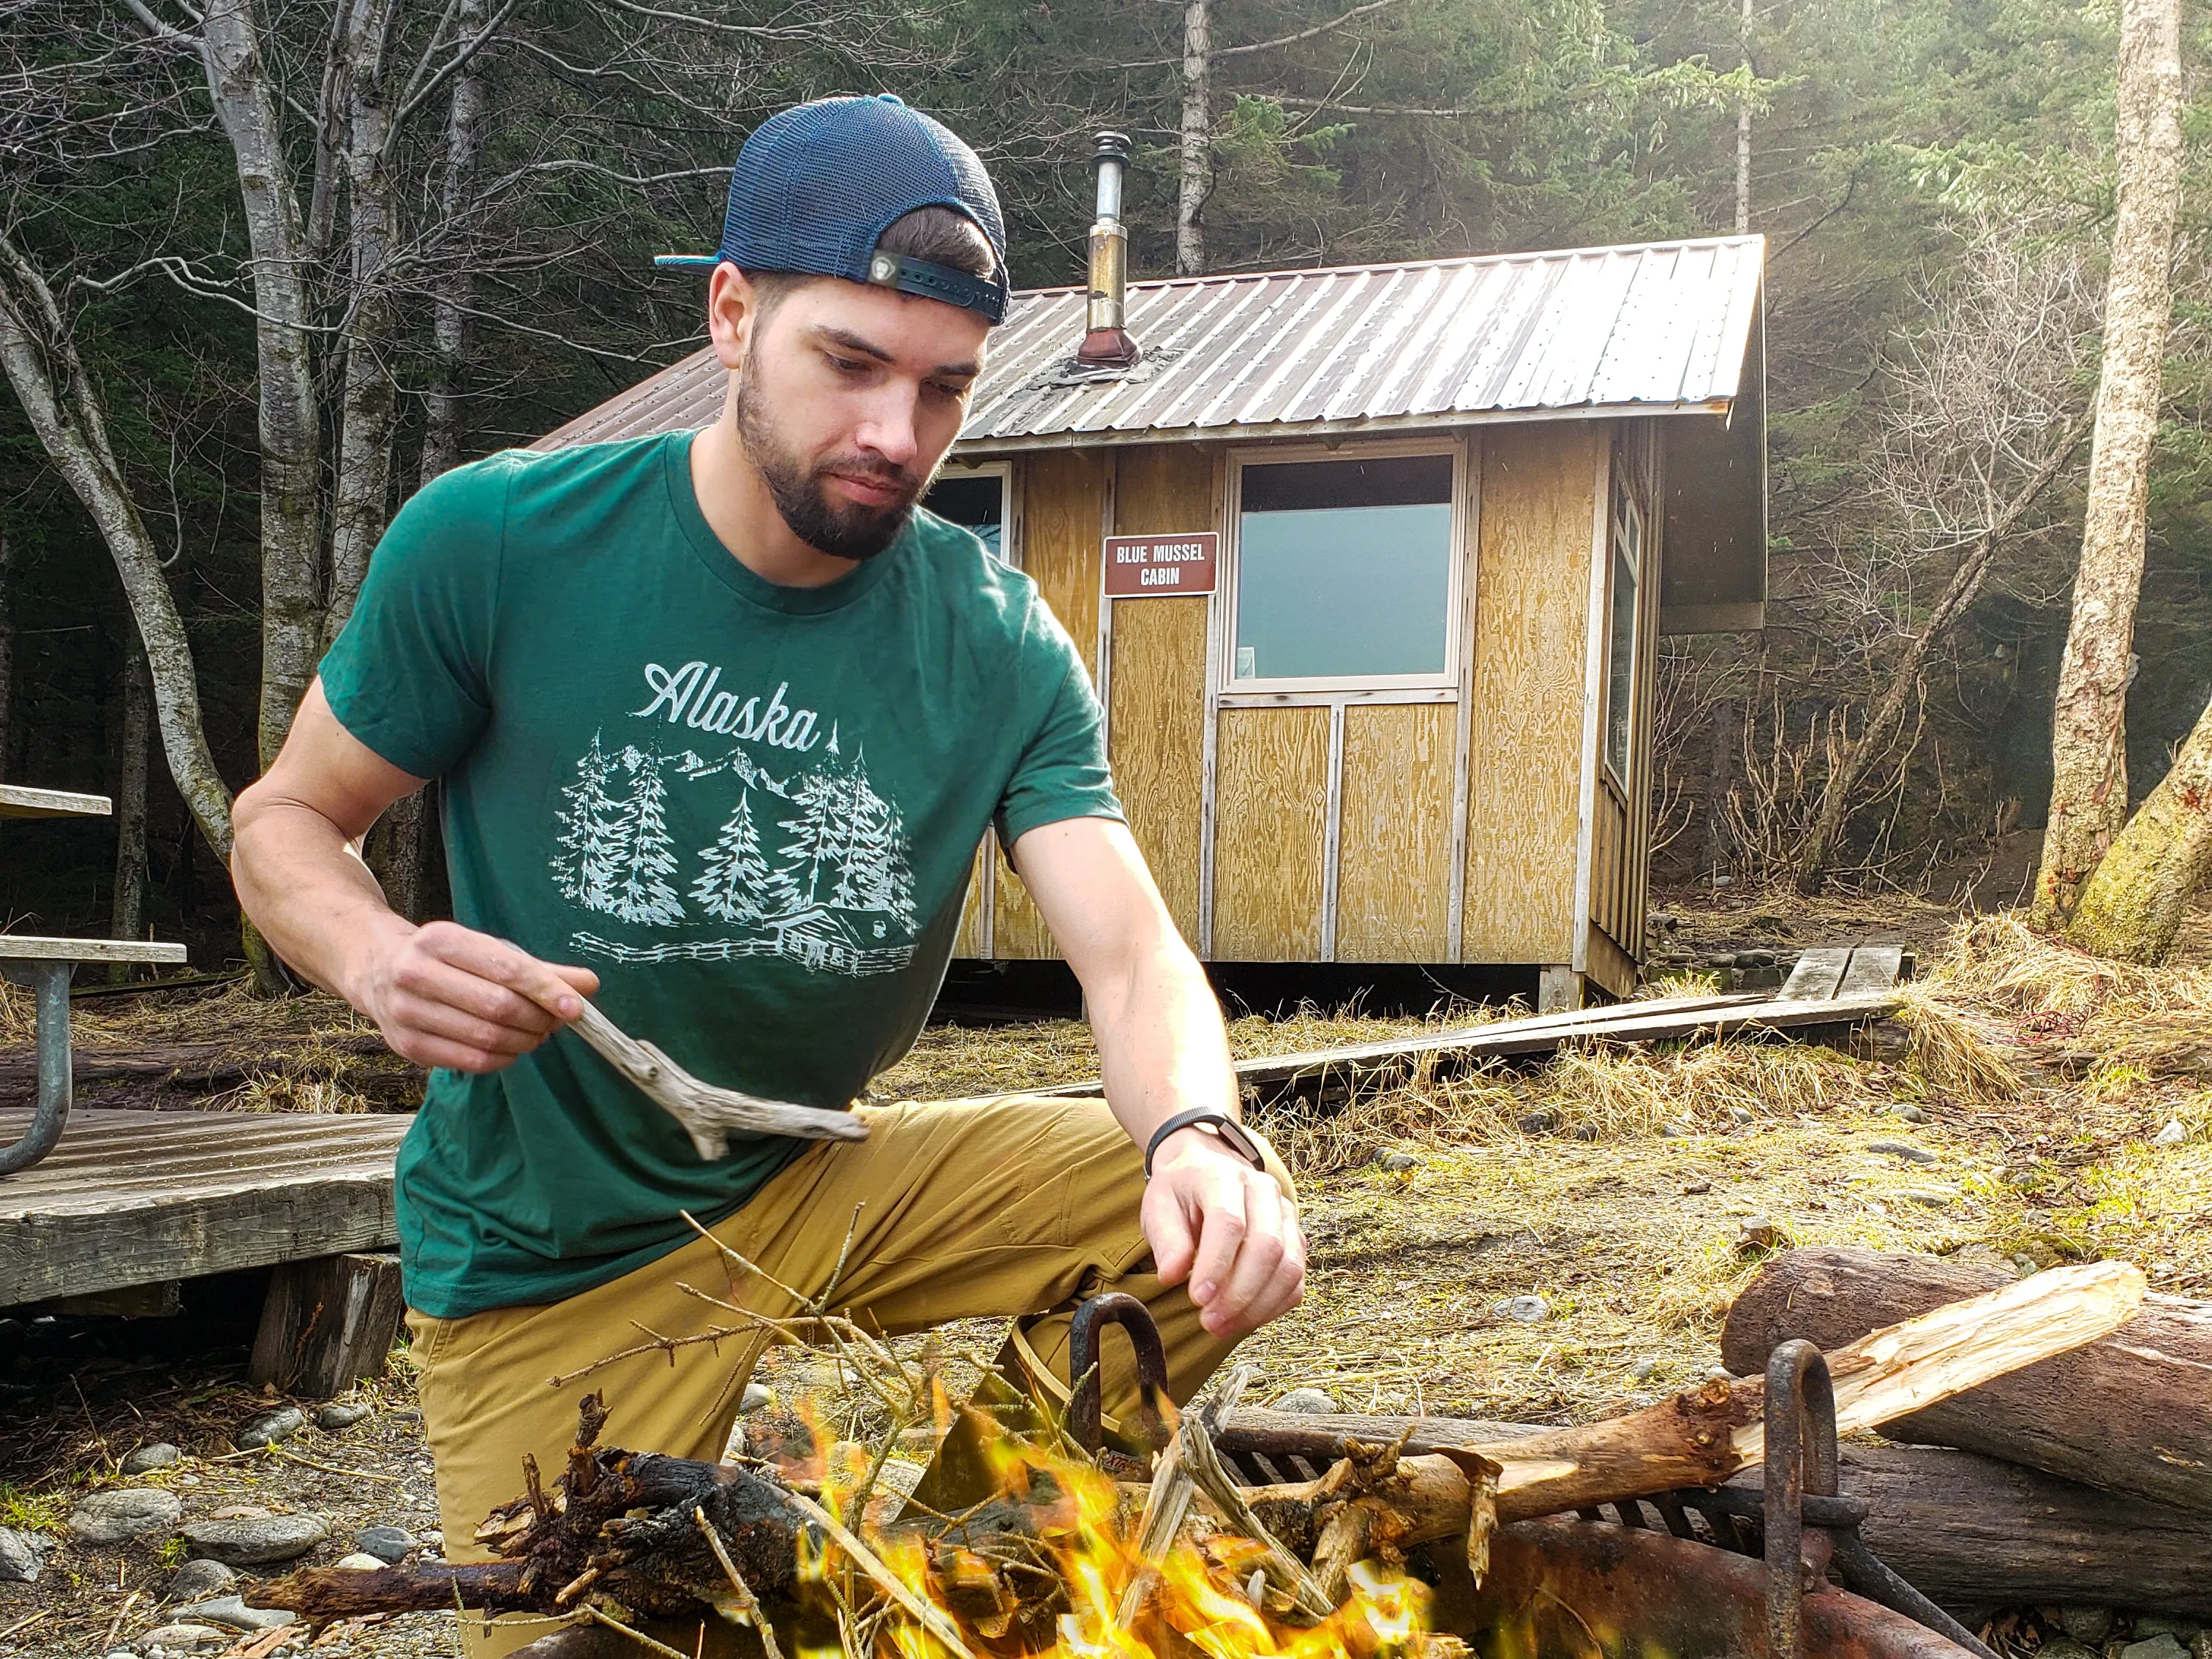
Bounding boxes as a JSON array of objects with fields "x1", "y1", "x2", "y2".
[
  {"x1": 691, "y1": 787, "x2": 770, "y2": 924},
  {"x1": 827, "y1": 753, "x2": 916, "y2": 929},
  {"x1": 609, "y1": 747, "x2": 685, "y2": 925},
  {"x1": 777, "y1": 764, "x2": 857, "y2": 908},
  {"x1": 550, "y1": 732, "x2": 626, "y2": 910}
]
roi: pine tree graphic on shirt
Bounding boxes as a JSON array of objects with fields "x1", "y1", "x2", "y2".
[
  {"x1": 690, "y1": 789, "x2": 770, "y2": 924},
  {"x1": 606, "y1": 746, "x2": 685, "y2": 925},
  {"x1": 549, "y1": 732, "x2": 628, "y2": 908},
  {"x1": 557, "y1": 715, "x2": 920, "y2": 976}
]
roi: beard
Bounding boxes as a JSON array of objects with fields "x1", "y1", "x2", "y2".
[{"x1": 734, "y1": 359, "x2": 926, "y2": 562}]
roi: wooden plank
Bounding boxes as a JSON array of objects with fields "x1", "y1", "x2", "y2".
[
  {"x1": 1780, "y1": 944, "x2": 1851, "y2": 1000},
  {"x1": 0, "y1": 783, "x2": 110, "y2": 819},
  {"x1": 1021, "y1": 450, "x2": 1107, "y2": 682},
  {"x1": 1336, "y1": 702, "x2": 1453, "y2": 962},
  {"x1": 1584, "y1": 924, "x2": 1636, "y2": 1001},
  {"x1": 1462, "y1": 425, "x2": 1600, "y2": 965},
  {"x1": 1107, "y1": 598, "x2": 1210, "y2": 945},
  {"x1": 1211, "y1": 706, "x2": 1329, "y2": 960},
  {"x1": 1032, "y1": 989, "x2": 1896, "y2": 1100},
  {"x1": 988, "y1": 451, "x2": 1113, "y2": 960},
  {"x1": 1107, "y1": 445, "x2": 1216, "y2": 948},
  {"x1": 990, "y1": 838, "x2": 1054, "y2": 960},
  {"x1": 0, "y1": 1110, "x2": 409, "y2": 1306},
  {"x1": 1838, "y1": 945, "x2": 1906, "y2": 998},
  {"x1": 0, "y1": 935, "x2": 188, "y2": 965},
  {"x1": 249, "y1": 1251, "x2": 407, "y2": 1401},
  {"x1": 954, "y1": 843, "x2": 987, "y2": 958}
]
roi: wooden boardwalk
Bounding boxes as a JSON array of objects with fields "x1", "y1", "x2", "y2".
[{"x1": 0, "y1": 1108, "x2": 412, "y2": 1307}]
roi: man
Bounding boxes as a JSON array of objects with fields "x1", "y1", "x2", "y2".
[{"x1": 230, "y1": 94, "x2": 1304, "y2": 1655}]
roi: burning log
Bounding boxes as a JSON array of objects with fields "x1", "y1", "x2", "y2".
[
  {"x1": 255, "y1": 1263, "x2": 2145, "y2": 1635},
  {"x1": 1722, "y1": 1246, "x2": 2211, "y2": 1513}
]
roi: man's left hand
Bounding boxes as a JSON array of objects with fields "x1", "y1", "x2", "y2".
[{"x1": 1142, "y1": 1128, "x2": 1306, "y2": 1339}]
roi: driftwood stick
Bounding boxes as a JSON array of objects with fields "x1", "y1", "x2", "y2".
[
  {"x1": 1116, "y1": 1364, "x2": 1254, "y2": 1629},
  {"x1": 1178, "y1": 1413, "x2": 1333, "y2": 1618},
  {"x1": 569, "y1": 1000, "x2": 868, "y2": 1155}
]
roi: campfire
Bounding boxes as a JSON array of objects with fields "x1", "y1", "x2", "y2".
[{"x1": 256, "y1": 1262, "x2": 2151, "y2": 1658}]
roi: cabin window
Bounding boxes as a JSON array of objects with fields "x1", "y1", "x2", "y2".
[
  {"x1": 924, "y1": 466, "x2": 1012, "y2": 563},
  {"x1": 1229, "y1": 452, "x2": 1456, "y2": 688},
  {"x1": 1602, "y1": 470, "x2": 1643, "y2": 788}
]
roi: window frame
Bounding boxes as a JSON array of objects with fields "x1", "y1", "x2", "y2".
[
  {"x1": 925, "y1": 459, "x2": 1019, "y2": 568},
  {"x1": 1220, "y1": 438, "x2": 1467, "y2": 696},
  {"x1": 1598, "y1": 462, "x2": 1645, "y2": 794}
]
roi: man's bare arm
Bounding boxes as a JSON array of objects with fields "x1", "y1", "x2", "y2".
[
  {"x1": 1012, "y1": 817, "x2": 1304, "y2": 1339},
  {"x1": 230, "y1": 680, "x2": 597, "y2": 1073}
]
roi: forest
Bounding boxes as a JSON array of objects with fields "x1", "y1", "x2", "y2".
[{"x1": 2, "y1": 0, "x2": 2210, "y2": 971}]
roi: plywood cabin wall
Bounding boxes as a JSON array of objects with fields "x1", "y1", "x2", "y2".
[
  {"x1": 1107, "y1": 445, "x2": 1216, "y2": 948},
  {"x1": 1212, "y1": 705, "x2": 1331, "y2": 959},
  {"x1": 1337, "y1": 701, "x2": 1456, "y2": 961},
  {"x1": 993, "y1": 449, "x2": 1107, "y2": 958},
  {"x1": 1461, "y1": 423, "x2": 1602, "y2": 968}
]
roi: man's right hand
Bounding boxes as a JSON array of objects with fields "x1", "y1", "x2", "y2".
[{"x1": 353, "y1": 919, "x2": 599, "y2": 1075}]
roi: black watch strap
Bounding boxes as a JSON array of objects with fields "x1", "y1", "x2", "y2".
[{"x1": 1144, "y1": 1109, "x2": 1265, "y2": 1178}]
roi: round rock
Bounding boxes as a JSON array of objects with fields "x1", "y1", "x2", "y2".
[
  {"x1": 235, "y1": 1406, "x2": 307, "y2": 1451},
  {"x1": 2120, "y1": 1637, "x2": 2189, "y2": 1659},
  {"x1": 314, "y1": 1402, "x2": 372, "y2": 1432},
  {"x1": 1491, "y1": 1294, "x2": 1550, "y2": 1324},
  {"x1": 179, "y1": 1512, "x2": 331, "y2": 1565},
  {"x1": 179, "y1": 1594, "x2": 296, "y2": 1632},
  {"x1": 1272, "y1": 1388, "x2": 1339, "y2": 1414},
  {"x1": 355, "y1": 1524, "x2": 419, "y2": 1563},
  {"x1": 0, "y1": 1526, "x2": 55, "y2": 1584},
  {"x1": 70, "y1": 1486, "x2": 184, "y2": 1545},
  {"x1": 333, "y1": 1551, "x2": 390, "y2": 1570},
  {"x1": 141, "y1": 1625, "x2": 229, "y2": 1652},
  {"x1": 121, "y1": 1442, "x2": 181, "y2": 1475},
  {"x1": 1376, "y1": 1150, "x2": 1420, "y2": 1171},
  {"x1": 2053, "y1": 1610, "x2": 2105, "y2": 1654},
  {"x1": 169, "y1": 1558, "x2": 237, "y2": 1599},
  {"x1": 740, "y1": 1382, "x2": 775, "y2": 1414}
]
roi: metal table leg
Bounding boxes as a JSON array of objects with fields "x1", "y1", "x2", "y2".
[{"x1": 0, "y1": 960, "x2": 75, "y2": 1175}]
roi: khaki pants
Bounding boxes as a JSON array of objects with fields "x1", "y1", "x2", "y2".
[{"x1": 407, "y1": 1093, "x2": 1292, "y2": 1658}]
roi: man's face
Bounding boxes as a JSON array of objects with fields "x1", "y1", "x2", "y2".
[{"x1": 712, "y1": 270, "x2": 990, "y2": 561}]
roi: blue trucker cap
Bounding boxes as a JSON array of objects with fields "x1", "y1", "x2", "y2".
[{"x1": 655, "y1": 94, "x2": 1009, "y2": 326}]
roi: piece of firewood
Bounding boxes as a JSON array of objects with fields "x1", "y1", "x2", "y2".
[
  {"x1": 1251, "y1": 1260, "x2": 2148, "y2": 1544},
  {"x1": 568, "y1": 1000, "x2": 868, "y2": 1155},
  {"x1": 1722, "y1": 1245, "x2": 2212, "y2": 1513}
]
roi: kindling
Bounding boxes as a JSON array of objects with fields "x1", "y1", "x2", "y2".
[{"x1": 631, "y1": 661, "x2": 824, "y2": 751}]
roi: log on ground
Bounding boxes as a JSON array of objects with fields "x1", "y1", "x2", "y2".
[{"x1": 1722, "y1": 1246, "x2": 2211, "y2": 1513}]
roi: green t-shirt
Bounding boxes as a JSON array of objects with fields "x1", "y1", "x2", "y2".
[{"x1": 319, "y1": 431, "x2": 1120, "y2": 1319}]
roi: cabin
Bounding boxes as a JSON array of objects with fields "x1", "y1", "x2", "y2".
[{"x1": 539, "y1": 234, "x2": 1767, "y2": 1009}]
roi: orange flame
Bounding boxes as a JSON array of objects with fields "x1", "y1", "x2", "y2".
[{"x1": 804, "y1": 1412, "x2": 1436, "y2": 1659}]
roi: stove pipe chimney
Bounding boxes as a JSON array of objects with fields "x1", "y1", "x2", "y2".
[{"x1": 1076, "y1": 132, "x2": 1141, "y2": 369}]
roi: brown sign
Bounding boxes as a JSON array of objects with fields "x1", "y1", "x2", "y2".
[{"x1": 1103, "y1": 532, "x2": 1219, "y2": 597}]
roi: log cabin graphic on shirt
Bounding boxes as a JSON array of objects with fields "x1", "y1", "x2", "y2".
[{"x1": 549, "y1": 660, "x2": 919, "y2": 977}]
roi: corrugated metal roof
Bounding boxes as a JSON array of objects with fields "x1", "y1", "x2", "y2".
[{"x1": 536, "y1": 234, "x2": 1763, "y2": 455}]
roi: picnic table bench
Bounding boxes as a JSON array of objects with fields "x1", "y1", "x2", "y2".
[{"x1": 1, "y1": 783, "x2": 188, "y2": 1175}]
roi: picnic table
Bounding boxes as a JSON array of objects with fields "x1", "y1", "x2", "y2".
[{"x1": 1, "y1": 783, "x2": 187, "y2": 1174}]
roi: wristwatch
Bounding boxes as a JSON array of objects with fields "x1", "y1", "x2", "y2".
[{"x1": 1143, "y1": 1108, "x2": 1266, "y2": 1178}]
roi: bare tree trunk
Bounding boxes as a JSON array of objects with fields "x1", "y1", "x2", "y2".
[
  {"x1": 2031, "y1": 0, "x2": 2184, "y2": 930},
  {"x1": 420, "y1": 0, "x2": 488, "y2": 482},
  {"x1": 0, "y1": 527, "x2": 15, "y2": 784},
  {"x1": 1176, "y1": 0, "x2": 1210, "y2": 277},
  {"x1": 199, "y1": 0, "x2": 327, "y2": 770},
  {"x1": 0, "y1": 230, "x2": 235, "y2": 868},
  {"x1": 110, "y1": 637, "x2": 151, "y2": 977},
  {"x1": 321, "y1": 0, "x2": 405, "y2": 655},
  {"x1": 1798, "y1": 420, "x2": 2089, "y2": 893},
  {"x1": 2065, "y1": 689, "x2": 2212, "y2": 962},
  {"x1": 1734, "y1": 0, "x2": 1751, "y2": 234},
  {"x1": 1703, "y1": 691, "x2": 1738, "y2": 879}
]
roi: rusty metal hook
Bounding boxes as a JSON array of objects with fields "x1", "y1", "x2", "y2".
[
  {"x1": 1066, "y1": 1292, "x2": 1173, "y2": 1455},
  {"x1": 1764, "y1": 1338, "x2": 1839, "y2": 1659}
]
